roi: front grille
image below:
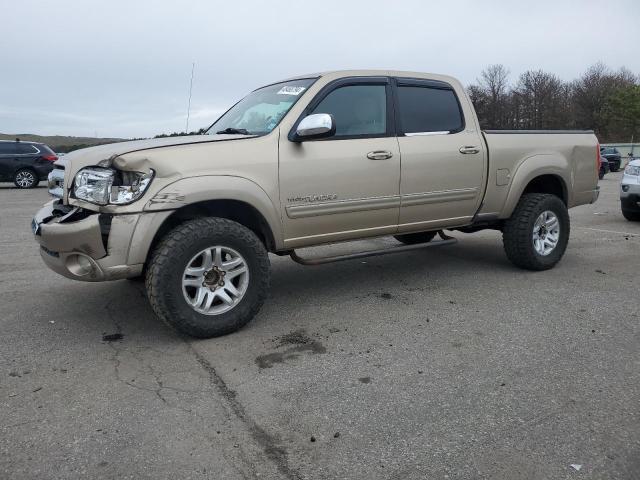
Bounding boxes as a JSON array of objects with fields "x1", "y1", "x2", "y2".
[{"x1": 48, "y1": 168, "x2": 65, "y2": 198}]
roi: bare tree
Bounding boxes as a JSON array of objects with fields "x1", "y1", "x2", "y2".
[
  {"x1": 513, "y1": 70, "x2": 568, "y2": 129},
  {"x1": 467, "y1": 64, "x2": 510, "y2": 129},
  {"x1": 467, "y1": 62, "x2": 639, "y2": 140},
  {"x1": 480, "y1": 64, "x2": 510, "y2": 128}
]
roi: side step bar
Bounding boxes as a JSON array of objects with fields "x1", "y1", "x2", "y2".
[{"x1": 290, "y1": 231, "x2": 457, "y2": 266}]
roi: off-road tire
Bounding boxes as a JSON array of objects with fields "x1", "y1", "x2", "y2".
[
  {"x1": 394, "y1": 231, "x2": 437, "y2": 245},
  {"x1": 14, "y1": 168, "x2": 39, "y2": 189},
  {"x1": 502, "y1": 193, "x2": 569, "y2": 271},
  {"x1": 145, "y1": 217, "x2": 270, "y2": 338},
  {"x1": 621, "y1": 209, "x2": 640, "y2": 222}
]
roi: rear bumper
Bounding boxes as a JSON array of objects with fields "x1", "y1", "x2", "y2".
[
  {"x1": 606, "y1": 158, "x2": 621, "y2": 169},
  {"x1": 33, "y1": 200, "x2": 143, "y2": 281}
]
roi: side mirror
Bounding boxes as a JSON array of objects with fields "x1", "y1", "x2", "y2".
[{"x1": 293, "y1": 113, "x2": 335, "y2": 141}]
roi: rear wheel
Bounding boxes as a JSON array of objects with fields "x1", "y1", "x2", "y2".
[
  {"x1": 599, "y1": 167, "x2": 605, "y2": 180},
  {"x1": 394, "y1": 231, "x2": 437, "y2": 245},
  {"x1": 14, "y1": 169, "x2": 38, "y2": 189},
  {"x1": 502, "y1": 193, "x2": 569, "y2": 271},
  {"x1": 146, "y1": 217, "x2": 270, "y2": 338}
]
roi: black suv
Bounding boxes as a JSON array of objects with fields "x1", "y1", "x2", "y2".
[
  {"x1": 0, "y1": 140, "x2": 58, "y2": 188},
  {"x1": 600, "y1": 146, "x2": 622, "y2": 172}
]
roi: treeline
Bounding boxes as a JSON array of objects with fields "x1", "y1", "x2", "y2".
[
  {"x1": 154, "y1": 128, "x2": 207, "y2": 138},
  {"x1": 468, "y1": 63, "x2": 640, "y2": 143}
]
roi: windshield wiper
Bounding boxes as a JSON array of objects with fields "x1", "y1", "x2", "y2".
[{"x1": 216, "y1": 127, "x2": 250, "y2": 135}]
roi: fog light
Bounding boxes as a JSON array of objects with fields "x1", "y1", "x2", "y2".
[
  {"x1": 66, "y1": 254, "x2": 94, "y2": 277},
  {"x1": 622, "y1": 185, "x2": 629, "y2": 192}
]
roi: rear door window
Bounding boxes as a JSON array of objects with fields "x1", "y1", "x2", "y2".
[{"x1": 396, "y1": 85, "x2": 464, "y2": 135}]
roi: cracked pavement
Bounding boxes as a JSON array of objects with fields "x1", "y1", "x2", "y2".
[{"x1": 1, "y1": 174, "x2": 639, "y2": 479}]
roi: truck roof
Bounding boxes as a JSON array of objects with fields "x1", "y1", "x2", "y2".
[{"x1": 280, "y1": 69, "x2": 461, "y2": 85}]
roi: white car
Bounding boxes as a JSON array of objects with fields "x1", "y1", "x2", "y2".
[{"x1": 621, "y1": 159, "x2": 640, "y2": 221}]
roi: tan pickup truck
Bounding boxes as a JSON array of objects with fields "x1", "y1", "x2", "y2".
[{"x1": 33, "y1": 70, "x2": 600, "y2": 337}]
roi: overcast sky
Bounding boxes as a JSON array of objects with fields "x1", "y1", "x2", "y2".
[{"x1": 2, "y1": 0, "x2": 639, "y2": 138}]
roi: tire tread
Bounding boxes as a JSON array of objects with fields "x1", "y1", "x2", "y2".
[
  {"x1": 502, "y1": 193, "x2": 569, "y2": 271},
  {"x1": 145, "y1": 217, "x2": 270, "y2": 338}
]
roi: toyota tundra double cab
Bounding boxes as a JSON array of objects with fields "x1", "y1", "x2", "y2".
[{"x1": 33, "y1": 70, "x2": 600, "y2": 338}]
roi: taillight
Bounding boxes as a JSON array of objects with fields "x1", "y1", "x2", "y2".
[{"x1": 42, "y1": 154, "x2": 58, "y2": 162}]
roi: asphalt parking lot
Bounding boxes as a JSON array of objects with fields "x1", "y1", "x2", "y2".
[{"x1": 1, "y1": 173, "x2": 639, "y2": 480}]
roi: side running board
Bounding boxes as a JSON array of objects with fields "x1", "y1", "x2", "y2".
[{"x1": 290, "y1": 231, "x2": 457, "y2": 266}]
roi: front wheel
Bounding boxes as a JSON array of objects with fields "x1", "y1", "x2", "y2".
[
  {"x1": 502, "y1": 193, "x2": 570, "y2": 271},
  {"x1": 146, "y1": 217, "x2": 270, "y2": 338}
]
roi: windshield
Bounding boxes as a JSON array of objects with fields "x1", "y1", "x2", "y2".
[{"x1": 207, "y1": 78, "x2": 317, "y2": 136}]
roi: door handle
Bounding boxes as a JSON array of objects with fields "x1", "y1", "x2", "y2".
[
  {"x1": 367, "y1": 150, "x2": 393, "y2": 160},
  {"x1": 459, "y1": 146, "x2": 480, "y2": 154}
]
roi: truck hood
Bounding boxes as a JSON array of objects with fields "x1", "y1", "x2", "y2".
[{"x1": 62, "y1": 134, "x2": 255, "y2": 173}]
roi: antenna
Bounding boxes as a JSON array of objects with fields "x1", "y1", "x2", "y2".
[{"x1": 185, "y1": 62, "x2": 195, "y2": 134}]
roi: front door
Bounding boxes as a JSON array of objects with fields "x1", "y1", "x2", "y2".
[{"x1": 279, "y1": 78, "x2": 400, "y2": 248}]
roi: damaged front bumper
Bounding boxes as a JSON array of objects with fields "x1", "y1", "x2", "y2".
[{"x1": 32, "y1": 200, "x2": 144, "y2": 281}]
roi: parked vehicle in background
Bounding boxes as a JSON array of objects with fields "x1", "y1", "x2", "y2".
[
  {"x1": 32, "y1": 70, "x2": 600, "y2": 338},
  {"x1": 600, "y1": 146, "x2": 622, "y2": 172},
  {"x1": 620, "y1": 159, "x2": 640, "y2": 221},
  {"x1": 599, "y1": 155, "x2": 610, "y2": 180},
  {"x1": 0, "y1": 140, "x2": 58, "y2": 188}
]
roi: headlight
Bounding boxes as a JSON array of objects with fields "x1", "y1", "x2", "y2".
[
  {"x1": 624, "y1": 165, "x2": 640, "y2": 176},
  {"x1": 73, "y1": 167, "x2": 154, "y2": 205},
  {"x1": 110, "y1": 169, "x2": 155, "y2": 204},
  {"x1": 73, "y1": 167, "x2": 114, "y2": 205}
]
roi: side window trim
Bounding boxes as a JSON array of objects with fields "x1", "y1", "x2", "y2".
[
  {"x1": 392, "y1": 77, "x2": 466, "y2": 136},
  {"x1": 288, "y1": 76, "x2": 395, "y2": 142},
  {"x1": 404, "y1": 131, "x2": 450, "y2": 137}
]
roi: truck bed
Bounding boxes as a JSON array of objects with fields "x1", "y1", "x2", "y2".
[{"x1": 479, "y1": 130, "x2": 599, "y2": 217}]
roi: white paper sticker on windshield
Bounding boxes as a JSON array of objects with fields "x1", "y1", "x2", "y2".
[{"x1": 277, "y1": 86, "x2": 306, "y2": 96}]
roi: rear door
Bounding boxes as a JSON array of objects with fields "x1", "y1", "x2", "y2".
[
  {"x1": 0, "y1": 142, "x2": 17, "y2": 179},
  {"x1": 394, "y1": 78, "x2": 486, "y2": 232}
]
